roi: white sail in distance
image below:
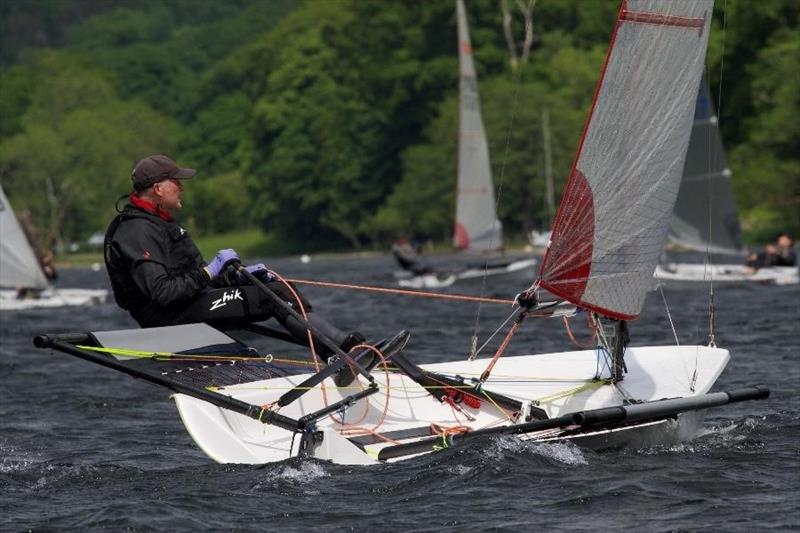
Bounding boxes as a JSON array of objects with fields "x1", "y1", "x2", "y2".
[
  {"x1": 539, "y1": 0, "x2": 714, "y2": 319},
  {"x1": 453, "y1": 0, "x2": 502, "y2": 252},
  {"x1": 0, "y1": 185, "x2": 49, "y2": 290}
]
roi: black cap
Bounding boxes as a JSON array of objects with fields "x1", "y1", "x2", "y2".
[{"x1": 132, "y1": 155, "x2": 196, "y2": 192}]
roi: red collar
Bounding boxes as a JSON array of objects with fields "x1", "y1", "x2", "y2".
[{"x1": 129, "y1": 193, "x2": 173, "y2": 222}]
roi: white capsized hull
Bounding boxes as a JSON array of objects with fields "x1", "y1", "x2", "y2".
[
  {"x1": 397, "y1": 258, "x2": 537, "y2": 289},
  {"x1": 0, "y1": 288, "x2": 108, "y2": 311},
  {"x1": 173, "y1": 344, "x2": 728, "y2": 465},
  {"x1": 655, "y1": 263, "x2": 798, "y2": 285}
]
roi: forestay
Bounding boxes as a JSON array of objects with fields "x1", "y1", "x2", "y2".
[
  {"x1": 539, "y1": 0, "x2": 714, "y2": 319},
  {"x1": 453, "y1": 0, "x2": 502, "y2": 252},
  {"x1": 0, "y1": 185, "x2": 49, "y2": 290},
  {"x1": 669, "y1": 76, "x2": 743, "y2": 255}
]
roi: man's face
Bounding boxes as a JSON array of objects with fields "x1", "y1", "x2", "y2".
[
  {"x1": 777, "y1": 235, "x2": 792, "y2": 248},
  {"x1": 153, "y1": 179, "x2": 184, "y2": 211}
]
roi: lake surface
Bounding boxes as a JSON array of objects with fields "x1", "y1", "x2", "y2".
[{"x1": 1, "y1": 253, "x2": 798, "y2": 531}]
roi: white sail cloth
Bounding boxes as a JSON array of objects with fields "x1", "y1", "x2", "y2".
[
  {"x1": 0, "y1": 185, "x2": 49, "y2": 290},
  {"x1": 453, "y1": 0, "x2": 502, "y2": 252},
  {"x1": 539, "y1": 0, "x2": 714, "y2": 319}
]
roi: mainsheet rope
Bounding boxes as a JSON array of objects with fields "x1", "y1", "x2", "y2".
[{"x1": 285, "y1": 278, "x2": 515, "y2": 306}]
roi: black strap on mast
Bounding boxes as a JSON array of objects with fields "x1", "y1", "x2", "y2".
[
  {"x1": 592, "y1": 313, "x2": 629, "y2": 383},
  {"x1": 610, "y1": 319, "x2": 629, "y2": 383}
]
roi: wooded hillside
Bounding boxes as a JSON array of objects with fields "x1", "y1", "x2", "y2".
[{"x1": 1, "y1": 0, "x2": 796, "y2": 253}]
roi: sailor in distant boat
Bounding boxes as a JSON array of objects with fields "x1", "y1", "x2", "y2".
[
  {"x1": 745, "y1": 233, "x2": 797, "y2": 270},
  {"x1": 391, "y1": 236, "x2": 434, "y2": 276},
  {"x1": 104, "y1": 155, "x2": 371, "y2": 381},
  {"x1": 14, "y1": 209, "x2": 58, "y2": 299}
]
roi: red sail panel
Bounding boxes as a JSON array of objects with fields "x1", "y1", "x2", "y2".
[
  {"x1": 453, "y1": 222, "x2": 470, "y2": 250},
  {"x1": 538, "y1": 170, "x2": 594, "y2": 304}
]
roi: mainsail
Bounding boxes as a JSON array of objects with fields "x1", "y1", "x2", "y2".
[
  {"x1": 0, "y1": 185, "x2": 49, "y2": 290},
  {"x1": 453, "y1": 0, "x2": 502, "y2": 252},
  {"x1": 669, "y1": 77, "x2": 743, "y2": 255},
  {"x1": 539, "y1": 0, "x2": 713, "y2": 320}
]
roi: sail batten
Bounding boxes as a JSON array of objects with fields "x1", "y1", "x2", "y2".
[
  {"x1": 0, "y1": 185, "x2": 49, "y2": 290},
  {"x1": 539, "y1": 0, "x2": 714, "y2": 320},
  {"x1": 454, "y1": 0, "x2": 502, "y2": 252}
]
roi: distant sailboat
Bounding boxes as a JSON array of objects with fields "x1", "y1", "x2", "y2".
[
  {"x1": 655, "y1": 79, "x2": 797, "y2": 285},
  {"x1": 669, "y1": 77, "x2": 742, "y2": 255},
  {"x1": 453, "y1": 0, "x2": 502, "y2": 253},
  {"x1": 0, "y1": 185, "x2": 108, "y2": 310},
  {"x1": 397, "y1": 0, "x2": 536, "y2": 288}
]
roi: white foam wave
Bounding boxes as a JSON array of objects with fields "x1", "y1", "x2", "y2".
[
  {"x1": 529, "y1": 441, "x2": 588, "y2": 465},
  {"x1": 639, "y1": 416, "x2": 766, "y2": 455},
  {"x1": 484, "y1": 436, "x2": 587, "y2": 465},
  {"x1": 256, "y1": 461, "x2": 330, "y2": 490},
  {"x1": 447, "y1": 464, "x2": 473, "y2": 475},
  {"x1": 0, "y1": 441, "x2": 41, "y2": 474},
  {"x1": 0, "y1": 457, "x2": 36, "y2": 474}
]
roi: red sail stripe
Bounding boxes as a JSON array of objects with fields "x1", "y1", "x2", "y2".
[
  {"x1": 621, "y1": 8, "x2": 706, "y2": 36},
  {"x1": 537, "y1": 1, "x2": 626, "y2": 302},
  {"x1": 539, "y1": 169, "x2": 594, "y2": 304},
  {"x1": 453, "y1": 222, "x2": 470, "y2": 250}
]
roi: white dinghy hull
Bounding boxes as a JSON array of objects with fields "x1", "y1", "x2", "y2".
[
  {"x1": 655, "y1": 263, "x2": 798, "y2": 286},
  {"x1": 173, "y1": 344, "x2": 728, "y2": 465},
  {"x1": 396, "y1": 258, "x2": 537, "y2": 289},
  {"x1": 0, "y1": 288, "x2": 108, "y2": 311}
]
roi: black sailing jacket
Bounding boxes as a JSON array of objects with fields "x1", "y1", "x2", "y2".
[{"x1": 104, "y1": 203, "x2": 211, "y2": 327}]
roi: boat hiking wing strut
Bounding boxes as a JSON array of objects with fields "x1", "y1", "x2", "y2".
[
  {"x1": 34, "y1": 333, "x2": 301, "y2": 432},
  {"x1": 33, "y1": 331, "x2": 388, "y2": 451},
  {"x1": 35, "y1": 325, "x2": 414, "y2": 461}
]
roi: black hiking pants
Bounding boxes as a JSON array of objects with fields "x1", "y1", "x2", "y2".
[{"x1": 172, "y1": 281, "x2": 353, "y2": 360}]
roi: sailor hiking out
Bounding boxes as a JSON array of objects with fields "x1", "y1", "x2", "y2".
[{"x1": 104, "y1": 154, "x2": 379, "y2": 386}]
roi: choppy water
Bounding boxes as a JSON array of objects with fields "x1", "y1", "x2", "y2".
[{"x1": 1, "y1": 253, "x2": 798, "y2": 531}]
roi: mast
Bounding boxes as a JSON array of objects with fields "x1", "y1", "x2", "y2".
[{"x1": 453, "y1": 0, "x2": 502, "y2": 253}]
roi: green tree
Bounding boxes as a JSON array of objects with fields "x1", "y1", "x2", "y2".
[
  {"x1": 0, "y1": 51, "x2": 176, "y2": 247},
  {"x1": 730, "y1": 28, "x2": 800, "y2": 241}
]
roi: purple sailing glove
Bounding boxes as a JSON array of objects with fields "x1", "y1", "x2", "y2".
[
  {"x1": 239, "y1": 263, "x2": 275, "y2": 283},
  {"x1": 204, "y1": 248, "x2": 240, "y2": 280}
]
